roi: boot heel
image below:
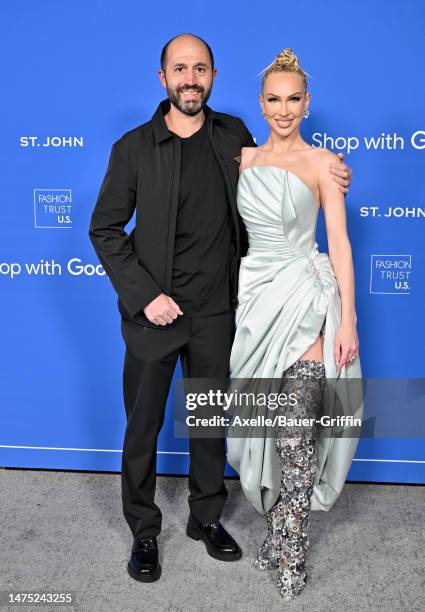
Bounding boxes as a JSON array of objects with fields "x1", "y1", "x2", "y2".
[{"x1": 186, "y1": 524, "x2": 201, "y2": 541}]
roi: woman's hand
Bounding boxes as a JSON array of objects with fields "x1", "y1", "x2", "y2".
[{"x1": 334, "y1": 322, "x2": 359, "y2": 374}]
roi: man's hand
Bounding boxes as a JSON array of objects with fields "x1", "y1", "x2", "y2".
[
  {"x1": 329, "y1": 152, "x2": 352, "y2": 195},
  {"x1": 144, "y1": 293, "x2": 183, "y2": 326}
]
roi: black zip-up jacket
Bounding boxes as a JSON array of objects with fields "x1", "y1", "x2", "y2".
[{"x1": 89, "y1": 98, "x2": 256, "y2": 325}]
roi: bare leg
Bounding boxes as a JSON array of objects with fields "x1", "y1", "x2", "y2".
[{"x1": 299, "y1": 330, "x2": 324, "y2": 362}]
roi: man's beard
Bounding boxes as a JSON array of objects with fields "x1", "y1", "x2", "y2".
[{"x1": 166, "y1": 82, "x2": 212, "y2": 116}]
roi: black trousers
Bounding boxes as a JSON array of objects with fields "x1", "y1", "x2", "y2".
[{"x1": 120, "y1": 311, "x2": 235, "y2": 539}]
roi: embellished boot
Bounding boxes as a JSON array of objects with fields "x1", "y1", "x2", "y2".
[
  {"x1": 253, "y1": 503, "x2": 279, "y2": 570},
  {"x1": 272, "y1": 359, "x2": 326, "y2": 601}
]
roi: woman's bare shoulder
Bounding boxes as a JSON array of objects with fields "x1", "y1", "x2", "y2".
[
  {"x1": 310, "y1": 146, "x2": 341, "y2": 164},
  {"x1": 240, "y1": 145, "x2": 258, "y2": 169},
  {"x1": 308, "y1": 147, "x2": 341, "y2": 179},
  {"x1": 241, "y1": 145, "x2": 257, "y2": 156}
]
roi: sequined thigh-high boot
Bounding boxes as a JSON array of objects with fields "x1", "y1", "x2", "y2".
[
  {"x1": 253, "y1": 500, "x2": 280, "y2": 570},
  {"x1": 255, "y1": 359, "x2": 326, "y2": 600}
]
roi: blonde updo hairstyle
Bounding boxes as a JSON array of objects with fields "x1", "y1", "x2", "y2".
[{"x1": 260, "y1": 48, "x2": 310, "y2": 93}]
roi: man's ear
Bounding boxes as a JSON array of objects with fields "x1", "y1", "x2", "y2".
[
  {"x1": 157, "y1": 69, "x2": 167, "y2": 89},
  {"x1": 336, "y1": 152, "x2": 345, "y2": 161}
]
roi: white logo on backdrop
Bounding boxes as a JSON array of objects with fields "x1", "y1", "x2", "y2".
[
  {"x1": 370, "y1": 255, "x2": 412, "y2": 295},
  {"x1": 21, "y1": 136, "x2": 84, "y2": 147},
  {"x1": 312, "y1": 131, "x2": 425, "y2": 154},
  {"x1": 33, "y1": 189, "x2": 72, "y2": 228},
  {"x1": 360, "y1": 206, "x2": 425, "y2": 218},
  {"x1": 0, "y1": 258, "x2": 105, "y2": 278}
]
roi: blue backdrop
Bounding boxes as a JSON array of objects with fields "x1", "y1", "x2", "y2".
[{"x1": 1, "y1": 0, "x2": 424, "y2": 483}]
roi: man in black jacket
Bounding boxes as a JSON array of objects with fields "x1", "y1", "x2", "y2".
[{"x1": 89, "y1": 33, "x2": 352, "y2": 583}]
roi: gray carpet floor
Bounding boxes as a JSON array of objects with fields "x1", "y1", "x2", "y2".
[{"x1": 0, "y1": 469, "x2": 424, "y2": 612}]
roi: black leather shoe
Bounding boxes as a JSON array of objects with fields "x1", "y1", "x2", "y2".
[
  {"x1": 186, "y1": 515, "x2": 242, "y2": 562},
  {"x1": 127, "y1": 536, "x2": 161, "y2": 582}
]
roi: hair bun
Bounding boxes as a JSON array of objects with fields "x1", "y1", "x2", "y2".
[
  {"x1": 258, "y1": 47, "x2": 310, "y2": 91},
  {"x1": 276, "y1": 48, "x2": 299, "y2": 69}
]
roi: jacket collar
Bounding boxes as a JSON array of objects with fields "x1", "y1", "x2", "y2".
[{"x1": 151, "y1": 98, "x2": 219, "y2": 144}]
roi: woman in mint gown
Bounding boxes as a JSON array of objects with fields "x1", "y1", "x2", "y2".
[{"x1": 226, "y1": 48, "x2": 363, "y2": 601}]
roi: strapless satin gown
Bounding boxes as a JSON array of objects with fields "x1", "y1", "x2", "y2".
[{"x1": 226, "y1": 165, "x2": 363, "y2": 514}]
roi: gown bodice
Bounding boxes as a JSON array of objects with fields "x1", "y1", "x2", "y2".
[{"x1": 237, "y1": 165, "x2": 320, "y2": 258}]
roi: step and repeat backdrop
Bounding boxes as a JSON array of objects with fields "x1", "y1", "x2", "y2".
[{"x1": 1, "y1": 0, "x2": 424, "y2": 483}]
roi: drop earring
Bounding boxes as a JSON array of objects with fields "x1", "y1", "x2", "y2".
[{"x1": 303, "y1": 109, "x2": 310, "y2": 118}]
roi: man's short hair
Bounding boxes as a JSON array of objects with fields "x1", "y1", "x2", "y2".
[{"x1": 160, "y1": 33, "x2": 215, "y2": 71}]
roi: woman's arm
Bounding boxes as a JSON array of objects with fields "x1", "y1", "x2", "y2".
[{"x1": 317, "y1": 149, "x2": 359, "y2": 372}]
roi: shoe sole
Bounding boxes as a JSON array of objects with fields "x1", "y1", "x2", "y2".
[
  {"x1": 127, "y1": 560, "x2": 162, "y2": 583},
  {"x1": 186, "y1": 524, "x2": 242, "y2": 562}
]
